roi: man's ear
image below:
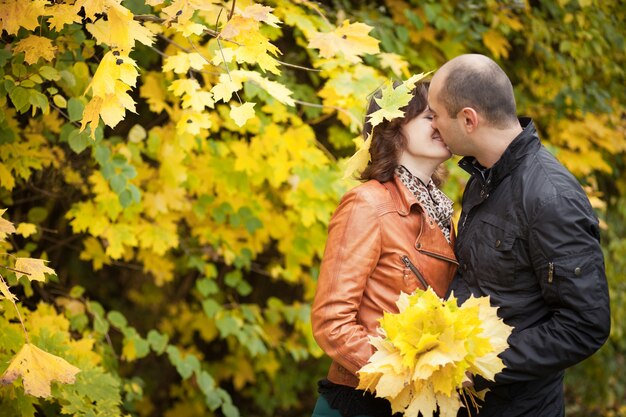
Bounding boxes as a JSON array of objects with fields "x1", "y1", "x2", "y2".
[{"x1": 460, "y1": 107, "x2": 478, "y2": 133}]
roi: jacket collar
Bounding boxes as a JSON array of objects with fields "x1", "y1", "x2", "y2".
[
  {"x1": 458, "y1": 117, "x2": 541, "y2": 191},
  {"x1": 387, "y1": 174, "x2": 420, "y2": 216}
]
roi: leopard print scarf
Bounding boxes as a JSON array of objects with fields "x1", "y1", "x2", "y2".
[{"x1": 396, "y1": 165, "x2": 453, "y2": 243}]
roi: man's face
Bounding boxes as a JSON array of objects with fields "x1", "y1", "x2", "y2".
[{"x1": 428, "y1": 75, "x2": 466, "y2": 156}]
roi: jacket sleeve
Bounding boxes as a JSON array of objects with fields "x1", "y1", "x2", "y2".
[
  {"x1": 482, "y1": 191, "x2": 611, "y2": 388},
  {"x1": 311, "y1": 187, "x2": 382, "y2": 374}
]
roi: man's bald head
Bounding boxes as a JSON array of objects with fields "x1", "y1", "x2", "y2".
[{"x1": 432, "y1": 54, "x2": 518, "y2": 128}]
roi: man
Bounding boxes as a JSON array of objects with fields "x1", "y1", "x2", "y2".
[{"x1": 428, "y1": 54, "x2": 611, "y2": 416}]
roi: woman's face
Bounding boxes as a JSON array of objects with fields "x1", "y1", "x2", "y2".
[{"x1": 400, "y1": 108, "x2": 452, "y2": 164}]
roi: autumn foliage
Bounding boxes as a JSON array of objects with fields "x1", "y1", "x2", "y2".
[{"x1": 0, "y1": 1, "x2": 625, "y2": 416}]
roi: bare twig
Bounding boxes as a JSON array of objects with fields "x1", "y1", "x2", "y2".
[
  {"x1": 275, "y1": 59, "x2": 321, "y2": 72},
  {"x1": 292, "y1": 99, "x2": 362, "y2": 129},
  {"x1": 228, "y1": 0, "x2": 236, "y2": 20},
  {"x1": 0, "y1": 265, "x2": 31, "y2": 276}
]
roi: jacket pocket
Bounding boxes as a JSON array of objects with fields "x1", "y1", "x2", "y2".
[
  {"x1": 543, "y1": 251, "x2": 604, "y2": 306},
  {"x1": 473, "y1": 214, "x2": 519, "y2": 284}
]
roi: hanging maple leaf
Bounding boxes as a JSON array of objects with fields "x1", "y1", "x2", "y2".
[
  {"x1": 16, "y1": 223, "x2": 37, "y2": 238},
  {"x1": 85, "y1": 1, "x2": 154, "y2": 52},
  {"x1": 367, "y1": 81, "x2": 413, "y2": 127},
  {"x1": 14, "y1": 258, "x2": 56, "y2": 282},
  {"x1": 342, "y1": 134, "x2": 372, "y2": 179},
  {"x1": 46, "y1": 3, "x2": 82, "y2": 32},
  {"x1": 0, "y1": 343, "x2": 80, "y2": 398},
  {"x1": 80, "y1": 51, "x2": 139, "y2": 137},
  {"x1": 230, "y1": 102, "x2": 256, "y2": 127},
  {"x1": 0, "y1": 277, "x2": 16, "y2": 301},
  {"x1": 0, "y1": 0, "x2": 46, "y2": 35},
  {"x1": 13, "y1": 35, "x2": 57, "y2": 65},
  {"x1": 308, "y1": 20, "x2": 380, "y2": 63},
  {"x1": 0, "y1": 208, "x2": 16, "y2": 240}
]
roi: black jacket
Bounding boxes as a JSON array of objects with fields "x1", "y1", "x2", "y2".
[{"x1": 448, "y1": 118, "x2": 611, "y2": 417}]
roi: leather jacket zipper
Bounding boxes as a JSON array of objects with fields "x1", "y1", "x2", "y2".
[
  {"x1": 416, "y1": 248, "x2": 460, "y2": 266},
  {"x1": 401, "y1": 255, "x2": 429, "y2": 289}
]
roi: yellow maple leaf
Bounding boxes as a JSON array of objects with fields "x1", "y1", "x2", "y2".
[
  {"x1": 47, "y1": 3, "x2": 82, "y2": 32},
  {"x1": 0, "y1": 0, "x2": 46, "y2": 35},
  {"x1": 0, "y1": 208, "x2": 16, "y2": 240},
  {"x1": 230, "y1": 102, "x2": 256, "y2": 127},
  {"x1": 220, "y1": 15, "x2": 258, "y2": 39},
  {"x1": 16, "y1": 223, "x2": 37, "y2": 238},
  {"x1": 0, "y1": 343, "x2": 80, "y2": 398},
  {"x1": 482, "y1": 29, "x2": 510, "y2": 59},
  {"x1": 140, "y1": 72, "x2": 170, "y2": 114},
  {"x1": 163, "y1": 52, "x2": 207, "y2": 74},
  {"x1": 103, "y1": 223, "x2": 138, "y2": 259},
  {"x1": 80, "y1": 96, "x2": 103, "y2": 139},
  {"x1": 182, "y1": 91, "x2": 214, "y2": 112},
  {"x1": 342, "y1": 134, "x2": 372, "y2": 179},
  {"x1": 0, "y1": 277, "x2": 17, "y2": 302},
  {"x1": 100, "y1": 83, "x2": 136, "y2": 127},
  {"x1": 239, "y1": 4, "x2": 281, "y2": 27},
  {"x1": 232, "y1": 31, "x2": 282, "y2": 74},
  {"x1": 74, "y1": 0, "x2": 106, "y2": 20},
  {"x1": 211, "y1": 75, "x2": 243, "y2": 103},
  {"x1": 308, "y1": 20, "x2": 380, "y2": 63},
  {"x1": 86, "y1": 2, "x2": 154, "y2": 52},
  {"x1": 13, "y1": 35, "x2": 57, "y2": 65},
  {"x1": 0, "y1": 163, "x2": 15, "y2": 191},
  {"x1": 14, "y1": 257, "x2": 56, "y2": 282},
  {"x1": 379, "y1": 52, "x2": 410, "y2": 78}
]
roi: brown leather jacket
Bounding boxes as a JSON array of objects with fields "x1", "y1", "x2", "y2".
[{"x1": 311, "y1": 175, "x2": 458, "y2": 387}]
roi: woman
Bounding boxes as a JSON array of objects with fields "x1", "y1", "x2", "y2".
[{"x1": 311, "y1": 81, "x2": 458, "y2": 417}]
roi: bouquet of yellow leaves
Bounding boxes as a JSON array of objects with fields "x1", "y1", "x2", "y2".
[{"x1": 357, "y1": 288, "x2": 513, "y2": 417}]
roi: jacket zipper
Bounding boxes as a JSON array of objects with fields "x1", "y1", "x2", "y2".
[
  {"x1": 548, "y1": 262, "x2": 554, "y2": 283},
  {"x1": 416, "y1": 248, "x2": 460, "y2": 266},
  {"x1": 401, "y1": 255, "x2": 429, "y2": 289}
]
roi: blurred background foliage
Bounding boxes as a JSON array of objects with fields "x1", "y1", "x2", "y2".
[{"x1": 0, "y1": 0, "x2": 624, "y2": 416}]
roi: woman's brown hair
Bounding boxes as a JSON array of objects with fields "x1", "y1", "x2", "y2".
[{"x1": 359, "y1": 81, "x2": 445, "y2": 186}]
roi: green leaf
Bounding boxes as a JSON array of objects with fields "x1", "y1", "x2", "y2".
[
  {"x1": 110, "y1": 175, "x2": 126, "y2": 194},
  {"x1": 107, "y1": 310, "x2": 128, "y2": 329},
  {"x1": 29, "y1": 90, "x2": 49, "y2": 114},
  {"x1": 216, "y1": 315, "x2": 240, "y2": 338},
  {"x1": 224, "y1": 270, "x2": 242, "y2": 288},
  {"x1": 166, "y1": 347, "x2": 201, "y2": 380},
  {"x1": 147, "y1": 330, "x2": 169, "y2": 354},
  {"x1": 67, "y1": 97, "x2": 85, "y2": 122},
  {"x1": 222, "y1": 402, "x2": 240, "y2": 417},
  {"x1": 0, "y1": 49, "x2": 11, "y2": 66},
  {"x1": 39, "y1": 66, "x2": 60, "y2": 81},
  {"x1": 119, "y1": 189, "x2": 133, "y2": 208},
  {"x1": 68, "y1": 128, "x2": 90, "y2": 154},
  {"x1": 196, "y1": 277, "x2": 218, "y2": 296},
  {"x1": 9, "y1": 86, "x2": 30, "y2": 111},
  {"x1": 27, "y1": 207, "x2": 48, "y2": 223},
  {"x1": 236, "y1": 280, "x2": 252, "y2": 296},
  {"x1": 128, "y1": 184, "x2": 141, "y2": 203},
  {"x1": 131, "y1": 335, "x2": 150, "y2": 359},
  {"x1": 94, "y1": 145, "x2": 111, "y2": 164},
  {"x1": 197, "y1": 370, "x2": 216, "y2": 396},
  {"x1": 202, "y1": 299, "x2": 221, "y2": 318}
]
